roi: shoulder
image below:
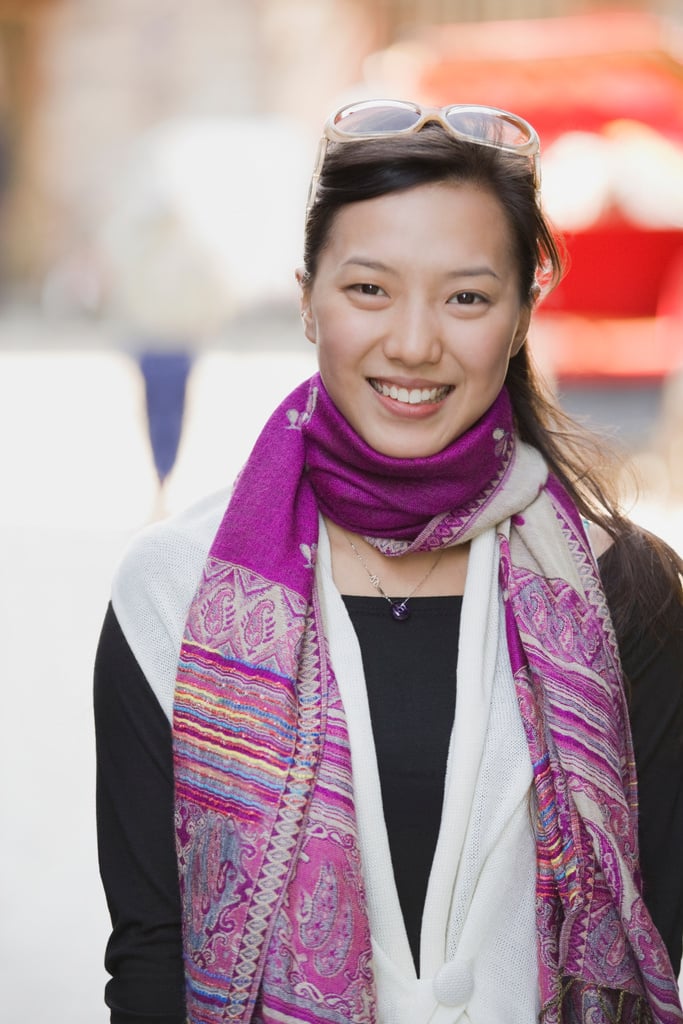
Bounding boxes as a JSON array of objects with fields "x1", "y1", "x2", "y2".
[
  {"x1": 112, "y1": 486, "x2": 230, "y2": 614},
  {"x1": 588, "y1": 521, "x2": 614, "y2": 559},
  {"x1": 597, "y1": 517, "x2": 683, "y2": 652},
  {"x1": 111, "y1": 487, "x2": 230, "y2": 721}
]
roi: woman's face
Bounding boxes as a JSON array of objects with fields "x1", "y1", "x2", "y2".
[{"x1": 298, "y1": 181, "x2": 532, "y2": 459}]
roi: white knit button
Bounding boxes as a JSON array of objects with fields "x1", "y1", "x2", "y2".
[{"x1": 433, "y1": 957, "x2": 474, "y2": 1008}]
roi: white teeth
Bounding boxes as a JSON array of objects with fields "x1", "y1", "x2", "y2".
[{"x1": 371, "y1": 380, "x2": 449, "y2": 405}]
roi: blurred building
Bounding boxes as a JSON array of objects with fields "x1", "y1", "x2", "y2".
[{"x1": 0, "y1": 0, "x2": 680, "y2": 306}]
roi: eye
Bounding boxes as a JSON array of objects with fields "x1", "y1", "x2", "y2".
[
  {"x1": 448, "y1": 291, "x2": 485, "y2": 305},
  {"x1": 350, "y1": 283, "x2": 386, "y2": 297}
]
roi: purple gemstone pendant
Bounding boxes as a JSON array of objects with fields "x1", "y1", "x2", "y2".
[{"x1": 390, "y1": 601, "x2": 410, "y2": 622}]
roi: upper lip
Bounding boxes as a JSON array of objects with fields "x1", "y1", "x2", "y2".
[{"x1": 368, "y1": 376, "x2": 452, "y2": 389}]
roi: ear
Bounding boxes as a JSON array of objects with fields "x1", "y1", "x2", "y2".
[
  {"x1": 295, "y1": 266, "x2": 316, "y2": 345},
  {"x1": 511, "y1": 301, "x2": 534, "y2": 356}
]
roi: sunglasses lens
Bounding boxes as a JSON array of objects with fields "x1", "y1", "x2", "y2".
[
  {"x1": 333, "y1": 102, "x2": 422, "y2": 137},
  {"x1": 444, "y1": 108, "x2": 532, "y2": 150}
]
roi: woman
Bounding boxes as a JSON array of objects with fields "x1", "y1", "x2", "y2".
[{"x1": 95, "y1": 101, "x2": 683, "y2": 1024}]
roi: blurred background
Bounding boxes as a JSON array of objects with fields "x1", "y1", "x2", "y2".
[{"x1": 1, "y1": 0, "x2": 682, "y2": 1019}]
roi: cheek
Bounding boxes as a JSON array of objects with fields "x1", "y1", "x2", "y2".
[
  {"x1": 314, "y1": 335, "x2": 356, "y2": 408},
  {"x1": 315, "y1": 330, "x2": 345, "y2": 374},
  {"x1": 458, "y1": 326, "x2": 517, "y2": 378},
  {"x1": 313, "y1": 307, "x2": 365, "y2": 374}
]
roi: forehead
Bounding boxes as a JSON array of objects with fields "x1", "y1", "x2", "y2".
[{"x1": 320, "y1": 181, "x2": 517, "y2": 271}]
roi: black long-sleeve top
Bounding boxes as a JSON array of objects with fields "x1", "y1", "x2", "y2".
[{"x1": 94, "y1": 557, "x2": 683, "y2": 1024}]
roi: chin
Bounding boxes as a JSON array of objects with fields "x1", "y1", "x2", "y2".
[{"x1": 367, "y1": 434, "x2": 453, "y2": 460}]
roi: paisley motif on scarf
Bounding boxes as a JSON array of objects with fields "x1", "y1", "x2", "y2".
[{"x1": 173, "y1": 374, "x2": 682, "y2": 1024}]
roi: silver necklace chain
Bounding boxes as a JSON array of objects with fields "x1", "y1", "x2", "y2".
[{"x1": 345, "y1": 534, "x2": 445, "y2": 622}]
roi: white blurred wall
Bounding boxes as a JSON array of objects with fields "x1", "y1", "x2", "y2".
[{"x1": 0, "y1": 334, "x2": 317, "y2": 1023}]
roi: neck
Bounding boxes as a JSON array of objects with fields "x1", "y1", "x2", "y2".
[{"x1": 324, "y1": 517, "x2": 470, "y2": 598}]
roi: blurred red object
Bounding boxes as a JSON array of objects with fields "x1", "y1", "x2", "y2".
[
  {"x1": 414, "y1": 11, "x2": 683, "y2": 146},
  {"x1": 543, "y1": 223, "x2": 682, "y2": 319}
]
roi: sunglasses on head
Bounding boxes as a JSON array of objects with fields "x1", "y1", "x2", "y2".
[{"x1": 306, "y1": 99, "x2": 541, "y2": 218}]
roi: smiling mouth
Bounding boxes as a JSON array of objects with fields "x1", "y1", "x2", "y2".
[{"x1": 369, "y1": 379, "x2": 453, "y2": 405}]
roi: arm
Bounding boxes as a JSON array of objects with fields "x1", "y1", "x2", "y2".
[
  {"x1": 623, "y1": 616, "x2": 683, "y2": 976},
  {"x1": 599, "y1": 552, "x2": 683, "y2": 975},
  {"x1": 94, "y1": 603, "x2": 186, "y2": 1024}
]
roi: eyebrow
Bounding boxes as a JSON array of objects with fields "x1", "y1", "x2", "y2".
[
  {"x1": 341, "y1": 258, "x2": 393, "y2": 272},
  {"x1": 341, "y1": 257, "x2": 500, "y2": 281},
  {"x1": 447, "y1": 266, "x2": 501, "y2": 281}
]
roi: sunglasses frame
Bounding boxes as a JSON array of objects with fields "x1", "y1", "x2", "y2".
[{"x1": 306, "y1": 99, "x2": 541, "y2": 218}]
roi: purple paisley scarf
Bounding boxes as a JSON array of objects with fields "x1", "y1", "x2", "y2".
[{"x1": 173, "y1": 373, "x2": 682, "y2": 1024}]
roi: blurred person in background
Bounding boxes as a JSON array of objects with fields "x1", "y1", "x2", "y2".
[{"x1": 95, "y1": 100, "x2": 683, "y2": 1024}]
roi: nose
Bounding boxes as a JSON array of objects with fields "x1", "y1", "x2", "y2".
[{"x1": 382, "y1": 299, "x2": 443, "y2": 366}]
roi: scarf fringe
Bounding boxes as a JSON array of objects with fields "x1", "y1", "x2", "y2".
[{"x1": 541, "y1": 978, "x2": 652, "y2": 1024}]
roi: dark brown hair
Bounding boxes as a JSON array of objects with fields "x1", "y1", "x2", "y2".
[{"x1": 303, "y1": 124, "x2": 682, "y2": 646}]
